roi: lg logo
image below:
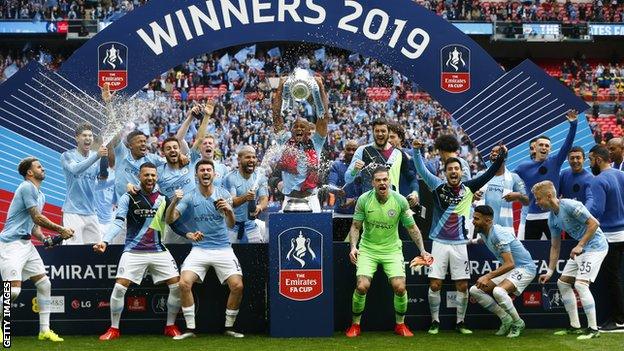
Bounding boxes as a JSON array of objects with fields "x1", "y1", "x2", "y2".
[{"x1": 71, "y1": 299, "x2": 92, "y2": 310}]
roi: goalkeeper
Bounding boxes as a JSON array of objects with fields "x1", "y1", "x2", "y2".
[{"x1": 346, "y1": 166, "x2": 431, "y2": 337}]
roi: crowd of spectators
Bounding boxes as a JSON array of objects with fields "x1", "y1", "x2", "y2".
[
  {"x1": 0, "y1": 0, "x2": 143, "y2": 21},
  {"x1": 2, "y1": 0, "x2": 624, "y2": 23},
  {"x1": 139, "y1": 46, "x2": 483, "y2": 174},
  {"x1": 419, "y1": 0, "x2": 624, "y2": 23}
]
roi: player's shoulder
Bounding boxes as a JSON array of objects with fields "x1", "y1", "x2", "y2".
[
  {"x1": 61, "y1": 149, "x2": 75, "y2": 157},
  {"x1": 216, "y1": 185, "x2": 231, "y2": 197},
  {"x1": 359, "y1": 189, "x2": 375, "y2": 202},
  {"x1": 223, "y1": 169, "x2": 238, "y2": 181},
  {"x1": 514, "y1": 159, "x2": 535, "y2": 171},
  {"x1": 492, "y1": 224, "x2": 514, "y2": 240},
  {"x1": 579, "y1": 169, "x2": 594, "y2": 179},
  {"x1": 16, "y1": 180, "x2": 36, "y2": 193},
  {"x1": 559, "y1": 198, "x2": 579, "y2": 208},
  {"x1": 390, "y1": 190, "x2": 408, "y2": 203}
]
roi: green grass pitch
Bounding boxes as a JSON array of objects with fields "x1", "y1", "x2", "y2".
[{"x1": 7, "y1": 330, "x2": 623, "y2": 351}]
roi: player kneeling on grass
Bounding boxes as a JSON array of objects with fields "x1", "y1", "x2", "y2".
[
  {"x1": 93, "y1": 163, "x2": 183, "y2": 340},
  {"x1": 470, "y1": 205, "x2": 537, "y2": 338},
  {"x1": 346, "y1": 166, "x2": 431, "y2": 338},
  {"x1": 166, "y1": 159, "x2": 245, "y2": 339},
  {"x1": 533, "y1": 180, "x2": 608, "y2": 340}
]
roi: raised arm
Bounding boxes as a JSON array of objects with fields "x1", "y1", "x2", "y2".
[
  {"x1": 176, "y1": 106, "x2": 198, "y2": 154},
  {"x1": 554, "y1": 110, "x2": 579, "y2": 166},
  {"x1": 191, "y1": 102, "x2": 216, "y2": 151},
  {"x1": 412, "y1": 141, "x2": 444, "y2": 191},
  {"x1": 314, "y1": 77, "x2": 328, "y2": 138},
  {"x1": 271, "y1": 78, "x2": 286, "y2": 134},
  {"x1": 465, "y1": 146, "x2": 507, "y2": 192},
  {"x1": 61, "y1": 148, "x2": 105, "y2": 175},
  {"x1": 400, "y1": 150, "x2": 420, "y2": 193}
]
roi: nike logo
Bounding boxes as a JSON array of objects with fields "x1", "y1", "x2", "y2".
[{"x1": 367, "y1": 210, "x2": 375, "y2": 213}]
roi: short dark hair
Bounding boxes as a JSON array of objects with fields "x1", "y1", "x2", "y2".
[
  {"x1": 161, "y1": 137, "x2": 180, "y2": 150},
  {"x1": 444, "y1": 157, "x2": 462, "y2": 171},
  {"x1": 139, "y1": 162, "x2": 157, "y2": 171},
  {"x1": 387, "y1": 123, "x2": 405, "y2": 142},
  {"x1": 529, "y1": 137, "x2": 538, "y2": 144},
  {"x1": 195, "y1": 159, "x2": 214, "y2": 173},
  {"x1": 589, "y1": 145, "x2": 610, "y2": 162},
  {"x1": 474, "y1": 205, "x2": 494, "y2": 217},
  {"x1": 75, "y1": 122, "x2": 93, "y2": 136},
  {"x1": 536, "y1": 135, "x2": 551, "y2": 142},
  {"x1": 372, "y1": 166, "x2": 389, "y2": 178},
  {"x1": 569, "y1": 146, "x2": 585, "y2": 158},
  {"x1": 18, "y1": 157, "x2": 39, "y2": 178},
  {"x1": 126, "y1": 130, "x2": 147, "y2": 144},
  {"x1": 434, "y1": 134, "x2": 460, "y2": 153},
  {"x1": 371, "y1": 118, "x2": 388, "y2": 129}
]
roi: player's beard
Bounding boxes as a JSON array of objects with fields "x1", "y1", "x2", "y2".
[{"x1": 591, "y1": 164, "x2": 601, "y2": 176}]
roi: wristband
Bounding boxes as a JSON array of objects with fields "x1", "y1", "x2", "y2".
[{"x1": 546, "y1": 268, "x2": 554, "y2": 276}]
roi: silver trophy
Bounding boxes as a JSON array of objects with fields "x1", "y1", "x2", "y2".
[
  {"x1": 283, "y1": 198, "x2": 313, "y2": 213},
  {"x1": 281, "y1": 68, "x2": 325, "y2": 118}
]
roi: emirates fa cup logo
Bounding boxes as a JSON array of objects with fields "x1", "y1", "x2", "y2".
[{"x1": 286, "y1": 232, "x2": 316, "y2": 268}]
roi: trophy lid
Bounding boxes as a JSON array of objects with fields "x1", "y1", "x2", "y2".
[{"x1": 283, "y1": 198, "x2": 313, "y2": 213}]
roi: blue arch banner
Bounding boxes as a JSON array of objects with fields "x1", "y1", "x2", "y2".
[{"x1": 0, "y1": 0, "x2": 590, "y2": 198}]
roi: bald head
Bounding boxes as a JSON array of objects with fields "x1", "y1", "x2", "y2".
[
  {"x1": 344, "y1": 139, "x2": 358, "y2": 163},
  {"x1": 608, "y1": 137, "x2": 623, "y2": 163}
]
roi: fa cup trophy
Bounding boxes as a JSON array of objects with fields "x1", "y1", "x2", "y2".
[{"x1": 281, "y1": 68, "x2": 325, "y2": 119}]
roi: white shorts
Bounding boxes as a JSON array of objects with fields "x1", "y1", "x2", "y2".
[
  {"x1": 491, "y1": 267, "x2": 536, "y2": 295},
  {"x1": 282, "y1": 194, "x2": 321, "y2": 213},
  {"x1": 0, "y1": 240, "x2": 46, "y2": 281},
  {"x1": 561, "y1": 249, "x2": 608, "y2": 282},
  {"x1": 228, "y1": 221, "x2": 265, "y2": 243},
  {"x1": 116, "y1": 251, "x2": 179, "y2": 285},
  {"x1": 63, "y1": 213, "x2": 101, "y2": 245},
  {"x1": 163, "y1": 225, "x2": 190, "y2": 245},
  {"x1": 428, "y1": 241, "x2": 470, "y2": 280},
  {"x1": 181, "y1": 247, "x2": 242, "y2": 284}
]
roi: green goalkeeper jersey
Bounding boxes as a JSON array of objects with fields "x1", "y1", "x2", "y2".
[{"x1": 353, "y1": 190, "x2": 415, "y2": 255}]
